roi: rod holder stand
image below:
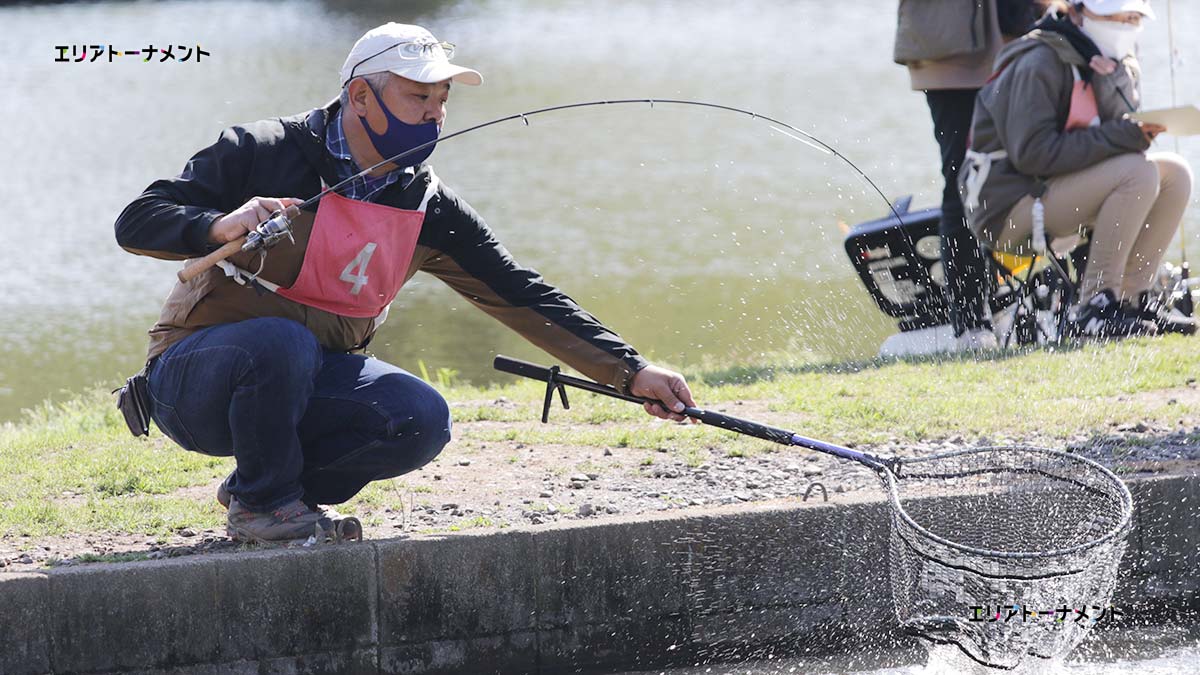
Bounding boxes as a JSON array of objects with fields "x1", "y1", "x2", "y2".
[{"x1": 540, "y1": 365, "x2": 570, "y2": 423}]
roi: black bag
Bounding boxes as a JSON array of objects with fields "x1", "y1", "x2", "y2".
[{"x1": 114, "y1": 364, "x2": 152, "y2": 437}]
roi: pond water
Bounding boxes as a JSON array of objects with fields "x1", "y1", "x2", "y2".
[
  {"x1": 614, "y1": 623, "x2": 1200, "y2": 674},
  {"x1": 4, "y1": 0, "x2": 1200, "y2": 422}
]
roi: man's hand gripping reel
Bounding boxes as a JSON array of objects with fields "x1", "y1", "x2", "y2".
[
  {"x1": 243, "y1": 208, "x2": 297, "y2": 251},
  {"x1": 177, "y1": 205, "x2": 300, "y2": 283}
]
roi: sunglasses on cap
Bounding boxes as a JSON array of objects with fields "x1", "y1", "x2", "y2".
[{"x1": 346, "y1": 40, "x2": 457, "y2": 82}]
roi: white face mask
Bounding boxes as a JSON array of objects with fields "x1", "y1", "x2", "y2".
[{"x1": 1081, "y1": 16, "x2": 1143, "y2": 60}]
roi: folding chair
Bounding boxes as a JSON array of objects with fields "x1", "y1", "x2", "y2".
[
  {"x1": 843, "y1": 196, "x2": 1087, "y2": 354},
  {"x1": 986, "y1": 235, "x2": 1088, "y2": 347}
]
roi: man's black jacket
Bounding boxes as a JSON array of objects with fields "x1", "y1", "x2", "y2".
[{"x1": 115, "y1": 101, "x2": 647, "y2": 392}]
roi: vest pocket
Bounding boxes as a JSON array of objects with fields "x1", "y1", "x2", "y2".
[{"x1": 159, "y1": 266, "x2": 223, "y2": 328}]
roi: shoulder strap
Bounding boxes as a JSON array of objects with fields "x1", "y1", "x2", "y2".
[{"x1": 417, "y1": 167, "x2": 440, "y2": 213}]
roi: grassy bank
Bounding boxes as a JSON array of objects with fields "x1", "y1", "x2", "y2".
[{"x1": 2, "y1": 337, "x2": 1199, "y2": 542}]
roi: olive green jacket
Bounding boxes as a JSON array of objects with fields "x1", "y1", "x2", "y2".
[{"x1": 958, "y1": 30, "x2": 1149, "y2": 239}]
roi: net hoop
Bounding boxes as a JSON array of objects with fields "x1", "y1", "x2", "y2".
[{"x1": 883, "y1": 446, "x2": 1133, "y2": 560}]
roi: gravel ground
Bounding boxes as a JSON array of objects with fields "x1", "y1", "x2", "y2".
[{"x1": 2, "y1": 395, "x2": 1199, "y2": 569}]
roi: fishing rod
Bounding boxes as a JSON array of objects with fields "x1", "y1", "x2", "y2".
[
  {"x1": 178, "y1": 98, "x2": 907, "y2": 283},
  {"x1": 1166, "y1": 0, "x2": 1193, "y2": 316},
  {"x1": 492, "y1": 354, "x2": 896, "y2": 474}
]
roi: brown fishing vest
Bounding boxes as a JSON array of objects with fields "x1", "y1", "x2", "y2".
[{"x1": 147, "y1": 201, "x2": 433, "y2": 360}]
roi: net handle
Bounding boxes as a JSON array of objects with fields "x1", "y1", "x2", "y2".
[{"x1": 494, "y1": 355, "x2": 893, "y2": 471}]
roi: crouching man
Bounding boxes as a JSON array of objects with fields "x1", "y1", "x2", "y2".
[{"x1": 114, "y1": 23, "x2": 694, "y2": 543}]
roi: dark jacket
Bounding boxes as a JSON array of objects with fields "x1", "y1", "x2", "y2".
[{"x1": 115, "y1": 102, "x2": 648, "y2": 393}]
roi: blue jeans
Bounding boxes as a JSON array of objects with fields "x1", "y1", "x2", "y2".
[{"x1": 146, "y1": 317, "x2": 452, "y2": 512}]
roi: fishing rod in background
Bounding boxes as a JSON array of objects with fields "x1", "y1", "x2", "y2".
[
  {"x1": 1166, "y1": 0, "x2": 1194, "y2": 316},
  {"x1": 176, "y1": 98, "x2": 912, "y2": 284}
]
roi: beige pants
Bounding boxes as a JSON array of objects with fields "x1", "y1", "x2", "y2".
[{"x1": 987, "y1": 152, "x2": 1193, "y2": 303}]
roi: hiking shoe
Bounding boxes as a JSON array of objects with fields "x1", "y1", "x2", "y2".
[
  {"x1": 218, "y1": 472, "x2": 359, "y2": 541},
  {"x1": 1066, "y1": 290, "x2": 1157, "y2": 340},
  {"x1": 216, "y1": 471, "x2": 234, "y2": 510},
  {"x1": 226, "y1": 499, "x2": 328, "y2": 543},
  {"x1": 1132, "y1": 291, "x2": 1197, "y2": 336}
]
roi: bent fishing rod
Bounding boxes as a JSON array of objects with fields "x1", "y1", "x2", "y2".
[
  {"x1": 178, "y1": 98, "x2": 907, "y2": 283},
  {"x1": 492, "y1": 354, "x2": 897, "y2": 475}
]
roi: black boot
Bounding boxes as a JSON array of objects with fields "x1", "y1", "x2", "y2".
[
  {"x1": 1132, "y1": 290, "x2": 1197, "y2": 336},
  {"x1": 1065, "y1": 290, "x2": 1157, "y2": 340}
]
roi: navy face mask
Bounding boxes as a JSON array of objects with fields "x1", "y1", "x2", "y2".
[{"x1": 356, "y1": 81, "x2": 439, "y2": 167}]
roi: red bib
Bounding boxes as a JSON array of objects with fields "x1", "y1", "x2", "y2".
[{"x1": 275, "y1": 184, "x2": 431, "y2": 319}]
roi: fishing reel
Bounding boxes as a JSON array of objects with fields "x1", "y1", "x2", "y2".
[{"x1": 242, "y1": 208, "x2": 297, "y2": 253}]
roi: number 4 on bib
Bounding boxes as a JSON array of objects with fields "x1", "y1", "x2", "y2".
[{"x1": 339, "y1": 243, "x2": 377, "y2": 295}]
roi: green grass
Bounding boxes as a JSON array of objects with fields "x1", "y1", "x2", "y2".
[
  {"x1": 0, "y1": 390, "x2": 231, "y2": 537},
  {"x1": 2, "y1": 337, "x2": 1198, "y2": 540},
  {"x1": 449, "y1": 515, "x2": 496, "y2": 531},
  {"x1": 67, "y1": 551, "x2": 153, "y2": 565}
]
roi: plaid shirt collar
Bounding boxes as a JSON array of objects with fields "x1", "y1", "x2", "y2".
[{"x1": 325, "y1": 107, "x2": 413, "y2": 202}]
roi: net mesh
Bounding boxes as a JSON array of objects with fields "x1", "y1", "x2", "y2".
[{"x1": 884, "y1": 446, "x2": 1133, "y2": 672}]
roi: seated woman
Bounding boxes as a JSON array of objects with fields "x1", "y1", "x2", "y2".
[{"x1": 960, "y1": 0, "x2": 1193, "y2": 338}]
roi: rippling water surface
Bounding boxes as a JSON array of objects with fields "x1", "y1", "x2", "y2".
[{"x1": 614, "y1": 623, "x2": 1200, "y2": 674}]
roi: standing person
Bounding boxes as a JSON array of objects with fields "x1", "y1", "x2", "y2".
[
  {"x1": 960, "y1": 1, "x2": 1194, "y2": 339},
  {"x1": 894, "y1": 0, "x2": 1005, "y2": 352},
  {"x1": 114, "y1": 23, "x2": 697, "y2": 543}
]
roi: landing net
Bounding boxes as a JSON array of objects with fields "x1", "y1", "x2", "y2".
[{"x1": 885, "y1": 446, "x2": 1133, "y2": 671}]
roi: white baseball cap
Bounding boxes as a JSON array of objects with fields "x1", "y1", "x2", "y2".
[
  {"x1": 339, "y1": 23, "x2": 483, "y2": 88},
  {"x1": 1081, "y1": 0, "x2": 1156, "y2": 20}
]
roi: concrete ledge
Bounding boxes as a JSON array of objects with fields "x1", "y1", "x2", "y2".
[
  {"x1": 1, "y1": 572, "x2": 50, "y2": 675},
  {"x1": 50, "y1": 556, "x2": 219, "y2": 673},
  {"x1": 2, "y1": 473, "x2": 1196, "y2": 674}
]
